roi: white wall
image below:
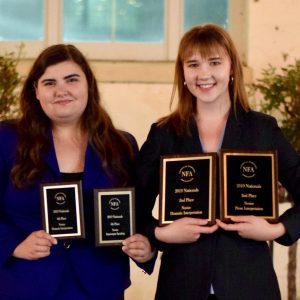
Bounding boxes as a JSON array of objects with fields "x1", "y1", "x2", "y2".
[
  {"x1": 100, "y1": 82, "x2": 173, "y2": 148},
  {"x1": 248, "y1": 0, "x2": 300, "y2": 78}
]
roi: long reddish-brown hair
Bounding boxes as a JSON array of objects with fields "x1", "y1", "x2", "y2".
[
  {"x1": 11, "y1": 44, "x2": 135, "y2": 188},
  {"x1": 159, "y1": 23, "x2": 250, "y2": 134}
]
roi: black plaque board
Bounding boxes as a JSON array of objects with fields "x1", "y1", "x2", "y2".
[
  {"x1": 40, "y1": 181, "x2": 85, "y2": 239},
  {"x1": 220, "y1": 150, "x2": 279, "y2": 222},
  {"x1": 94, "y1": 188, "x2": 135, "y2": 247},
  {"x1": 159, "y1": 154, "x2": 216, "y2": 226}
]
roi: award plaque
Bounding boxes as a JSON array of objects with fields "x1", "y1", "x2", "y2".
[
  {"x1": 94, "y1": 188, "x2": 135, "y2": 247},
  {"x1": 220, "y1": 150, "x2": 279, "y2": 222},
  {"x1": 40, "y1": 181, "x2": 85, "y2": 239},
  {"x1": 159, "y1": 154, "x2": 217, "y2": 226}
]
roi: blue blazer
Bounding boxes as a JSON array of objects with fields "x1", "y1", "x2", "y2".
[
  {"x1": 0, "y1": 122, "x2": 140, "y2": 299},
  {"x1": 136, "y1": 108, "x2": 300, "y2": 300}
]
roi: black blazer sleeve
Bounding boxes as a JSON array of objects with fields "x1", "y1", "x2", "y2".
[
  {"x1": 135, "y1": 123, "x2": 170, "y2": 250},
  {"x1": 269, "y1": 118, "x2": 300, "y2": 245}
]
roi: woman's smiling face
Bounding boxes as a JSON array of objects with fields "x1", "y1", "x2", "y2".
[{"x1": 183, "y1": 48, "x2": 232, "y2": 106}]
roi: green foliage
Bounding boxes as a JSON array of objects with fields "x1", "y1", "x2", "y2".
[
  {"x1": 0, "y1": 46, "x2": 23, "y2": 120},
  {"x1": 250, "y1": 59, "x2": 300, "y2": 151}
]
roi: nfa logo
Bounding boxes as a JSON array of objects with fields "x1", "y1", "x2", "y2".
[
  {"x1": 179, "y1": 165, "x2": 196, "y2": 182},
  {"x1": 109, "y1": 198, "x2": 121, "y2": 210},
  {"x1": 240, "y1": 160, "x2": 257, "y2": 178},
  {"x1": 54, "y1": 192, "x2": 67, "y2": 205}
]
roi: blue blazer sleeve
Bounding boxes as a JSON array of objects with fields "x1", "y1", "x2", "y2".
[{"x1": 0, "y1": 123, "x2": 28, "y2": 266}]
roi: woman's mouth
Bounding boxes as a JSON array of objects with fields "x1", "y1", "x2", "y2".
[{"x1": 197, "y1": 83, "x2": 215, "y2": 89}]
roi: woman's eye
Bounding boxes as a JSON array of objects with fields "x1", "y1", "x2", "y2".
[
  {"x1": 210, "y1": 60, "x2": 221, "y2": 66},
  {"x1": 67, "y1": 77, "x2": 79, "y2": 83},
  {"x1": 188, "y1": 63, "x2": 198, "y2": 68},
  {"x1": 43, "y1": 81, "x2": 55, "y2": 86}
]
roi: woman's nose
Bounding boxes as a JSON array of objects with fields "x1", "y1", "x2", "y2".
[
  {"x1": 197, "y1": 73, "x2": 212, "y2": 81},
  {"x1": 197, "y1": 65, "x2": 211, "y2": 80},
  {"x1": 55, "y1": 83, "x2": 68, "y2": 97}
]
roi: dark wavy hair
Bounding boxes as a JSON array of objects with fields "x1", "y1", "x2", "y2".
[
  {"x1": 159, "y1": 23, "x2": 250, "y2": 134},
  {"x1": 11, "y1": 44, "x2": 135, "y2": 188}
]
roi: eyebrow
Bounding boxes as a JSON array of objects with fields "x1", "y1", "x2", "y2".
[
  {"x1": 64, "y1": 73, "x2": 80, "y2": 80},
  {"x1": 185, "y1": 59, "x2": 197, "y2": 63},
  {"x1": 185, "y1": 56, "x2": 221, "y2": 63},
  {"x1": 208, "y1": 56, "x2": 221, "y2": 61},
  {"x1": 40, "y1": 73, "x2": 80, "y2": 84}
]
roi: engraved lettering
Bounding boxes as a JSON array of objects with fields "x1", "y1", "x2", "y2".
[
  {"x1": 181, "y1": 206, "x2": 191, "y2": 210},
  {"x1": 184, "y1": 188, "x2": 199, "y2": 193},
  {"x1": 235, "y1": 206, "x2": 244, "y2": 211}
]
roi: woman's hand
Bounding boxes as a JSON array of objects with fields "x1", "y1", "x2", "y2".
[
  {"x1": 155, "y1": 217, "x2": 218, "y2": 244},
  {"x1": 217, "y1": 216, "x2": 286, "y2": 241},
  {"x1": 122, "y1": 234, "x2": 156, "y2": 263},
  {"x1": 12, "y1": 230, "x2": 57, "y2": 260}
]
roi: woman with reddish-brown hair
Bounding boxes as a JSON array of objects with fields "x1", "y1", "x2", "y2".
[
  {"x1": 0, "y1": 44, "x2": 155, "y2": 300},
  {"x1": 136, "y1": 24, "x2": 300, "y2": 300}
]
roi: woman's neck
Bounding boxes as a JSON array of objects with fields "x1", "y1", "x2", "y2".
[
  {"x1": 195, "y1": 98, "x2": 231, "y2": 122},
  {"x1": 52, "y1": 124, "x2": 88, "y2": 173},
  {"x1": 195, "y1": 101, "x2": 231, "y2": 153},
  {"x1": 52, "y1": 121, "x2": 83, "y2": 138}
]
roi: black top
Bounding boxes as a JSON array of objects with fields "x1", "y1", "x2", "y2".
[{"x1": 60, "y1": 172, "x2": 83, "y2": 182}]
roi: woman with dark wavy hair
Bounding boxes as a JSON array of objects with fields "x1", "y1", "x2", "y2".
[
  {"x1": 0, "y1": 44, "x2": 154, "y2": 300},
  {"x1": 136, "y1": 24, "x2": 300, "y2": 299}
]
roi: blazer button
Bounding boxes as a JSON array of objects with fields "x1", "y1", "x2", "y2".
[{"x1": 63, "y1": 241, "x2": 71, "y2": 249}]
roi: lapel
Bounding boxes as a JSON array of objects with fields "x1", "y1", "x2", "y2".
[
  {"x1": 44, "y1": 138, "x2": 113, "y2": 189},
  {"x1": 221, "y1": 107, "x2": 244, "y2": 150},
  {"x1": 83, "y1": 143, "x2": 114, "y2": 189},
  {"x1": 44, "y1": 131, "x2": 60, "y2": 178},
  {"x1": 180, "y1": 118, "x2": 204, "y2": 154}
]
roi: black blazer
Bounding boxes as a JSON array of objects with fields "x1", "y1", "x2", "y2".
[{"x1": 136, "y1": 108, "x2": 300, "y2": 300}]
